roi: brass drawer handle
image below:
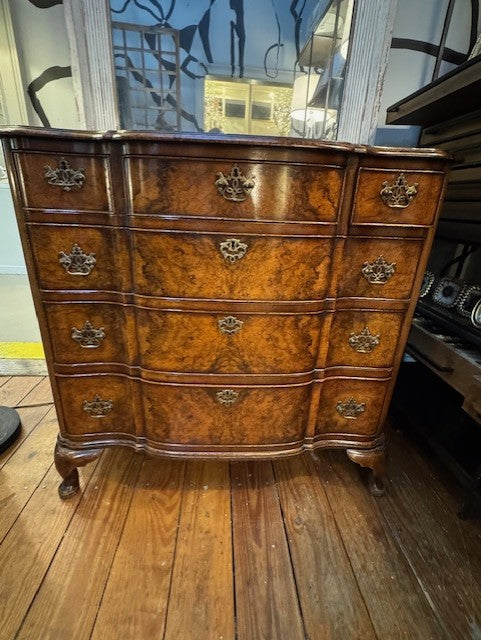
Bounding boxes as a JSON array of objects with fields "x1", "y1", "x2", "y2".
[
  {"x1": 216, "y1": 389, "x2": 239, "y2": 406},
  {"x1": 83, "y1": 394, "x2": 113, "y2": 417},
  {"x1": 336, "y1": 397, "x2": 365, "y2": 419},
  {"x1": 44, "y1": 157, "x2": 85, "y2": 191},
  {"x1": 59, "y1": 244, "x2": 96, "y2": 275},
  {"x1": 361, "y1": 256, "x2": 396, "y2": 285},
  {"x1": 349, "y1": 326, "x2": 380, "y2": 353},
  {"x1": 215, "y1": 164, "x2": 255, "y2": 202},
  {"x1": 218, "y1": 316, "x2": 243, "y2": 335},
  {"x1": 380, "y1": 173, "x2": 418, "y2": 208},
  {"x1": 71, "y1": 321, "x2": 105, "y2": 348},
  {"x1": 219, "y1": 238, "x2": 248, "y2": 263}
]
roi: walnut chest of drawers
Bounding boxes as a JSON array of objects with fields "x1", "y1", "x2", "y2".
[{"x1": 1, "y1": 127, "x2": 452, "y2": 498}]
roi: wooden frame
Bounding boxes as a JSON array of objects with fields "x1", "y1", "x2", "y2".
[
  {"x1": 337, "y1": 0, "x2": 399, "y2": 144},
  {"x1": 0, "y1": 0, "x2": 29, "y2": 128},
  {"x1": 63, "y1": 0, "x2": 119, "y2": 129}
]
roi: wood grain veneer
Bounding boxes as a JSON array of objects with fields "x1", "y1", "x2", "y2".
[{"x1": 0, "y1": 126, "x2": 453, "y2": 498}]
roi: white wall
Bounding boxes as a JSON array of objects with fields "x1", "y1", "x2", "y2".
[
  {"x1": 0, "y1": 182, "x2": 26, "y2": 274},
  {"x1": 8, "y1": 0, "x2": 81, "y2": 128},
  {"x1": 375, "y1": 0, "x2": 480, "y2": 146},
  {"x1": 1, "y1": 0, "x2": 84, "y2": 273}
]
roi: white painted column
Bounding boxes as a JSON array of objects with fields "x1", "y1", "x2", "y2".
[
  {"x1": 337, "y1": 0, "x2": 398, "y2": 144},
  {"x1": 64, "y1": 0, "x2": 119, "y2": 130}
]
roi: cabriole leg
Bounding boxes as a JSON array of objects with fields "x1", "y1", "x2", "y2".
[
  {"x1": 346, "y1": 441, "x2": 387, "y2": 497},
  {"x1": 54, "y1": 439, "x2": 103, "y2": 499}
]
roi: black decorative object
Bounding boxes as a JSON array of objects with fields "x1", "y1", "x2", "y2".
[{"x1": 0, "y1": 406, "x2": 21, "y2": 454}]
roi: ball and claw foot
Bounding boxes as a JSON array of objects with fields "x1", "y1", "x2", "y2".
[
  {"x1": 346, "y1": 442, "x2": 387, "y2": 497},
  {"x1": 54, "y1": 440, "x2": 103, "y2": 500}
]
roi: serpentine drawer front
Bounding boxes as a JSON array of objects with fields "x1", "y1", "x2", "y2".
[{"x1": 0, "y1": 127, "x2": 452, "y2": 499}]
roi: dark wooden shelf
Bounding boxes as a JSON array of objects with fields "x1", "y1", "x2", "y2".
[{"x1": 386, "y1": 54, "x2": 481, "y2": 126}]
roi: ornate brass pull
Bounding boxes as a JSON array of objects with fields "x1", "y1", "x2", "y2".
[
  {"x1": 59, "y1": 244, "x2": 96, "y2": 275},
  {"x1": 336, "y1": 397, "x2": 365, "y2": 419},
  {"x1": 361, "y1": 256, "x2": 396, "y2": 285},
  {"x1": 379, "y1": 173, "x2": 418, "y2": 208},
  {"x1": 219, "y1": 238, "x2": 248, "y2": 263},
  {"x1": 44, "y1": 157, "x2": 85, "y2": 191},
  {"x1": 83, "y1": 394, "x2": 113, "y2": 417},
  {"x1": 218, "y1": 316, "x2": 243, "y2": 335},
  {"x1": 216, "y1": 389, "x2": 239, "y2": 406},
  {"x1": 348, "y1": 326, "x2": 380, "y2": 353},
  {"x1": 215, "y1": 165, "x2": 255, "y2": 202},
  {"x1": 71, "y1": 321, "x2": 105, "y2": 348}
]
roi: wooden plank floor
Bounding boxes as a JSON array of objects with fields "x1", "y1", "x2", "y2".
[{"x1": 1, "y1": 375, "x2": 480, "y2": 640}]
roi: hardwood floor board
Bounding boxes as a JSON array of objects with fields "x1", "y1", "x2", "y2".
[
  {"x1": 0, "y1": 405, "x2": 58, "y2": 542},
  {"x1": 0, "y1": 376, "x2": 43, "y2": 407},
  {"x1": 378, "y1": 428, "x2": 481, "y2": 640},
  {"x1": 274, "y1": 454, "x2": 377, "y2": 640},
  {"x1": 0, "y1": 403, "x2": 52, "y2": 468},
  {"x1": 0, "y1": 458, "x2": 99, "y2": 640},
  {"x1": 17, "y1": 376, "x2": 53, "y2": 406},
  {"x1": 0, "y1": 376, "x2": 12, "y2": 388},
  {"x1": 91, "y1": 457, "x2": 186, "y2": 640},
  {"x1": 164, "y1": 461, "x2": 234, "y2": 640},
  {"x1": 231, "y1": 460, "x2": 305, "y2": 640},
  {"x1": 316, "y1": 450, "x2": 448, "y2": 640},
  {"x1": 15, "y1": 448, "x2": 142, "y2": 640}
]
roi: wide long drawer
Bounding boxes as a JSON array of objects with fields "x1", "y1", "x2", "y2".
[
  {"x1": 133, "y1": 231, "x2": 335, "y2": 300},
  {"x1": 45, "y1": 302, "x2": 324, "y2": 374},
  {"x1": 56, "y1": 374, "x2": 311, "y2": 449},
  {"x1": 126, "y1": 157, "x2": 343, "y2": 222},
  {"x1": 28, "y1": 224, "x2": 335, "y2": 301}
]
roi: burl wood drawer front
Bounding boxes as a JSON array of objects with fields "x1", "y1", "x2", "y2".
[
  {"x1": 28, "y1": 225, "x2": 119, "y2": 291},
  {"x1": 337, "y1": 237, "x2": 423, "y2": 300},
  {"x1": 56, "y1": 375, "x2": 135, "y2": 437},
  {"x1": 352, "y1": 169, "x2": 443, "y2": 226},
  {"x1": 45, "y1": 303, "x2": 131, "y2": 364},
  {"x1": 126, "y1": 157, "x2": 343, "y2": 222},
  {"x1": 326, "y1": 310, "x2": 404, "y2": 369},
  {"x1": 137, "y1": 309, "x2": 322, "y2": 374},
  {"x1": 134, "y1": 232, "x2": 334, "y2": 300},
  {"x1": 316, "y1": 378, "x2": 390, "y2": 437},
  {"x1": 142, "y1": 383, "x2": 310, "y2": 446},
  {"x1": 14, "y1": 152, "x2": 112, "y2": 212}
]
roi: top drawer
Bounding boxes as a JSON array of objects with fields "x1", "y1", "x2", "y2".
[
  {"x1": 13, "y1": 151, "x2": 112, "y2": 213},
  {"x1": 352, "y1": 168, "x2": 444, "y2": 227},
  {"x1": 125, "y1": 157, "x2": 343, "y2": 223}
]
